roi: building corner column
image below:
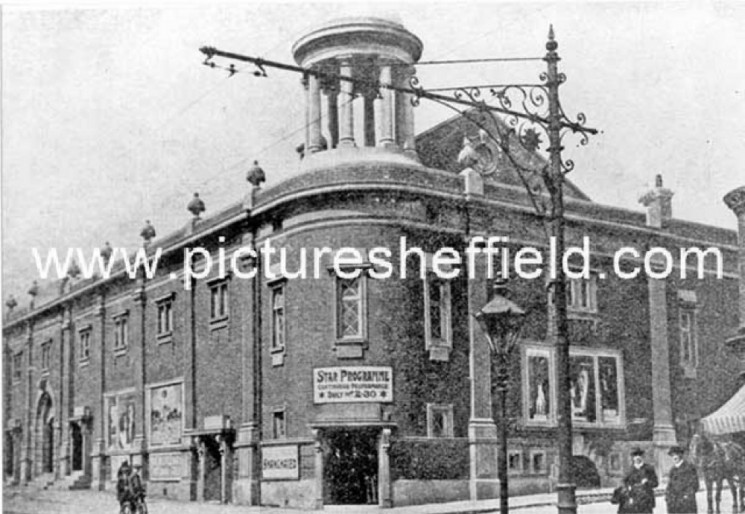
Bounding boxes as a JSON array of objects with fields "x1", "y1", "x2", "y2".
[
  {"x1": 639, "y1": 176, "x2": 677, "y2": 474},
  {"x1": 378, "y1": 428, "x2": 392, "y2": 508},
  {"x1": 467, "y1": 263, "x2": 498, "y2": 500},
  {"x1": 724, "y1": 186, "x2": 745, "y2": 381},
  {"x1": 91, "y1": 296, "x2": 108, "y2": 491}
]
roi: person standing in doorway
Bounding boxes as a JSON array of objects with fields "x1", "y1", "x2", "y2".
[{"x1": 666, "y1": 445, "x2": 699, "y2": 513}]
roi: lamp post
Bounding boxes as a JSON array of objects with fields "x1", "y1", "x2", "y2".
[{"x1": 474, "y1": 279, "x2": 526, "y2": 514}]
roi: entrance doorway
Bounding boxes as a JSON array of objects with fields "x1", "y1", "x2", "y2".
[
  {"x1": 71, "y1": 423, "x2": 83, "y2": 472},
  {"x1": 323, "y1": 427, "x2": 378, "y2": 505},
  {"x1": 202, "y1": 436, "x2": 222, "y2": 502},
  {"x1": 42, "y1": 418, "x2": 54, "y2": 473}
]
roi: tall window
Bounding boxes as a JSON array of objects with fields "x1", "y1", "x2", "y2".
[
  {"x1": 679, "y1": 308, "x2": 697, "y2": 368},
  {"x1": 41, "y1": 341, "x2": 52, "y2": 372},
  {"x1": 427, "y1": 404, "x2": 454, "y2": 438},
  {"x1": 271, "y1": 286, "x2": 285, "y2": 351},
  {"x1": 567, "y1": 275, "x2": 597, "y2": 313},
  {"x1": 423, "y1": 274, "x2": 452, "y2": 360},
  {"x1": 336, "y1": 276, "x2": 365, "y2": 340},
  {"x1": 79, "y1": 329, "x2": 91, "y2": 362},
  {"x1": 157, "y1": 299, "x2": 173, "y2": 336},
  {"x1": 13, "y1": 352, "x2": 22, "y2": 382},
  {"x1": 113, "y1": 315, "x2": 129, "y2": 352},
  {"x1": 272, "y1": 410, "x2": 286, "y2": 439},
  {"x1": 209, "y1": 281, "x2": 229, "y2": 321}
]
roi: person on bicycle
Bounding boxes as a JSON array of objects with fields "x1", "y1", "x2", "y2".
[{"x1": 116, "y1": 461, "x2": 132, "y2": 513}]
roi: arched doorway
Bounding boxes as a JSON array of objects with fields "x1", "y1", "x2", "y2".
[{"x1": 35, "y1": 391, "x2": 54, "y2": 474}]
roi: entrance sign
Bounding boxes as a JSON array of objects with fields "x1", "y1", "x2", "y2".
[
  {"x1": 313, "y1": 366, "x2": 393, "y2": 404},
  {"x1": 262, "y1": 445, "x2": 299, "y2": 480}
]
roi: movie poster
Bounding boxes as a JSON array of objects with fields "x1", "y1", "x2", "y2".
[
  {"x1": 106, "y1": 391, "x2": 136, "y2": 450},
  {"x1": 526, "y1": 351, "x2": 551, "y2": 422},
  {"x1": 149, "y1": 383, "x2": 183, "y2": 446}
]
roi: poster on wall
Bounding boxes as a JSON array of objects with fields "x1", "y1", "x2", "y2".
[
  {"x1": 599, "y1": 356, "x2": 620, "y2": 422},
  {"x1": 106, "y1": 391, "x2": 136, "y2": 451},
  {"x1": 527, "y1": 351, "x2": 551, "y2": 422},
  {"x1": 569, "y1": 355, "x2": 596, "y2": 422},
  {"x1": 149, "y1": 383, "x2": 183, "y2": 446}
]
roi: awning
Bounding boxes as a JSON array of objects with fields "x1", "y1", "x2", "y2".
[{"x1": 701, "y1": 384, "x2": 745, "y2": 435}]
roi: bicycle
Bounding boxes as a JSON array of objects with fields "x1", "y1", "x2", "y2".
[{"x1": 120, "y1": 495, "x2": 147, "y2": 514}]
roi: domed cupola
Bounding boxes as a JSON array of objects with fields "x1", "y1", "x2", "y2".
[{"x1": 291, "y1": 17, "x2": 423, "y2": 169}]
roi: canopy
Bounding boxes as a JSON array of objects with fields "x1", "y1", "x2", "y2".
[{"x1": 701, "y1": 384, "x2": 745, "y2": 435}]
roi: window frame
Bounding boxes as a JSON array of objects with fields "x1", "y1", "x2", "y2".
[
  {"x1": 12, "y1": 352, "x2": 23, "y2": 382},
  {"x1": 79, "y1": 327, "x2": 92, "y2": 364},
  {"x1": 113, "y1": 312, "x2": 129, "y2": 354},
  {"x1": 271, "y1": 284, "x2": 286, "y2": 352},
  {"x1": 566, "y1": 273, "x2": 598, "y2": 314},
  {"x1": 522, "y1": 343, "x2": 625, "y2": 428},
  {"x1": 679, "y1": 306, "x2": 698, "y2": 371},
  {"x1": 40, "y1": 340, "x2": 52, "y2": 373},
  {"x1": 426, "y1": 403, "x2": 454, "y2": 438},
  {"x1": 334, "y1": 273, "x2": 367, "y2": 343},
  {"x1": 155, "y1": 294, "x2": 175, "y2": 340},
  {"x1": 208, "y1": 279, "x2": 230, "y2": 324},
  {"x1": 272, "y1": 408, "x2": 287, "y2": 439}
]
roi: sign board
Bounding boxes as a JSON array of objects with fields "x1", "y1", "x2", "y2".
[
  {"x1": 262, "y1": 445, "x2": 299, "y2": 480},
  {"x1": 313, "y1": 366, "x2": 393, "y2": 404}
]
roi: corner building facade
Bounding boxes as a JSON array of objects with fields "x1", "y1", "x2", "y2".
[{"x1": 4, "y1": 17, "x2": 745, "y2": 509}]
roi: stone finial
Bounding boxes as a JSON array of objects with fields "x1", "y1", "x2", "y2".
[
  {"x1": 246, "y1": 161, "x2": 266, "y2": 188},
  {"x1": 68, "y1": 259, "x2": 81, "y2": 279},
  {"x1": 28, "y1": 281, "x2": 39, "y2": 298},
  {"x1": 187, "y1": 193, "x2": 206, "y2": 220},
  {"x1": 6, "y1": 295, "x2": 17, "y2": 312},
  {"x1": 639, "y1": 174, "x2": 674, "y2": 228},
  {"x1": 457, "y1": 137, "x2": 478, "y2": 169},
  {"x1": 101, "y1": 242, "x2": 113, "y2": 265},
  {"x1": 140, "y1": 220, "x2": 156, "y2": 246}
]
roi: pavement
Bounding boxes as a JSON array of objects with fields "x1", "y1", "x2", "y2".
[{"x1": 2, "y1": 481, "x2": 739, "y2": 514}]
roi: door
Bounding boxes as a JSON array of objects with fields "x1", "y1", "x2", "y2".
[{"x1": 323, "y1": 427, "x2": 378, "y2": 505}]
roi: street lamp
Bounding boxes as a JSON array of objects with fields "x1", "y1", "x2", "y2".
[{"x1": 474, "y1": 279, "x2": 526, "y2": 514}]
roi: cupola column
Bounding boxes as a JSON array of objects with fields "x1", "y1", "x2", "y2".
[
  {"x1": 325, "y1": 83, "x2": 339, "y2": 149},
  {"x1": 338, "y1": 62, "x2": 356, "y2": 148},
  {"x1": 397, "y1": 65, "x2": 417, "y2": 157},
  {"x1": 377, "y1": 64, "x2": 395, "y2": 148},
  {"x1": 307, "y1": 73, "x2": 324, "y2": 153}
]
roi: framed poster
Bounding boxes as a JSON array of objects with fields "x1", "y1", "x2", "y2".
[{"x1": 147, "y1": 381, "x2": 184, "y2": 447}]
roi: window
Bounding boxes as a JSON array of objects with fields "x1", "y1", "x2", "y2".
[
  {"x1": 336, "y1": 275, "x2": 365, "y2": 341},
  {"x1": 423, "y1": 274, "x2": 452, "y2": 361},
  {"x1": 271, "y1": 286, "x2": 285, "y2": 351},
  {"x1": 209, "y1": 281, "x2": 229, "y2": 322},
  {"x1": 113, "y1": 314, "x2": 129, "y2": 353},
  {"x1": 156, "y1": 298, "x2": 173, "y2": 336},
  {"x1": 567, "y1": 274, "x2": 597, "y2": 313},
  {"x1": 272, "y1": 410, "x2": 286, "y2": 439},
  {"x1": 523, "y1": 344, "x2": 624, "y2": 428},
  {"x1": 508, "y1": 450, "x2": 523, "y2": 475},
  {"x1": 530, "y1": 450, "x2": 547, "y2": 474},
  {"x1": 426, "y1": 403, "x2": 454, "y2": 438},
  {"x1": 12, "y1": 352, "x2": 22, "y2": 382},
  {"x1": 679, "y1": 308, "x2": 697, "y2": 369},
  {"x1": 79, "y1": 329, "x2": 91, "y2": 362},
  {"x1": 41, "y1": 341, "x2": 52, "y2": 372}
]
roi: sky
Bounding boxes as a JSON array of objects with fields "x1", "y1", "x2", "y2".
[{"x1": 2, "y1": 1, "x2": 745, "y2": 301}]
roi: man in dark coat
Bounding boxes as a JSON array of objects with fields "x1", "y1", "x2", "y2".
[
  {"x1": 620, "y1": 447, "x2": 659, "y2": 514},
  {"x1": 666, "y1": 446, "x2": 699, "y2": 514}
]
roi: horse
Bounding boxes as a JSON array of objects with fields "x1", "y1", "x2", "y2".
[{"x1": 689, "y1": 432, "x2": 745, "y2": 513}]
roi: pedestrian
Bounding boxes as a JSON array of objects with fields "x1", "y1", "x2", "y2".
[
  {"x1": 116, "y1": 461, "x2": 132, "y2": 513},
  {"x1": 620, "y1": 447, "x2": 659, "y2": 513},
  {"x1": 129, "y1": 463, "x2": 146, "y2": 511},
  {"x1": 666, "y1": 445, "x2": 699, "y2": 513}
]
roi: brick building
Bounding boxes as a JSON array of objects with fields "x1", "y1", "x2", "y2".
[{"x1": 3, "y1": 16, "x2": 744, "y2": 509}]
